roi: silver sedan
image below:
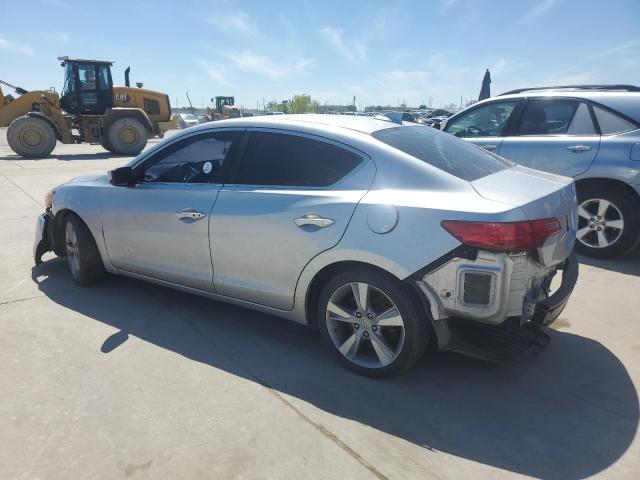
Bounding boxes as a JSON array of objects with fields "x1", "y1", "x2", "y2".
[{"x1": 34, "y1": 115, "x2": 579, "y2": 376}]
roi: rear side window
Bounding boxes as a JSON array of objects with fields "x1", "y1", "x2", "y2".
[
  {"x1": 593, "y1": 105, "x2": 637, "y2": 134},
  {"x1": 372, "y1": 127, "x2": 512, "y2": 181},
  {"x1": 516, "y1": 100, "x2": 579, "y2": 135},
  {"x1": 235, "y1": 131, "x2": 363, "y2": 187}
]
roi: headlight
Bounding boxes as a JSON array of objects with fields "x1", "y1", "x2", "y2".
[{"x1": 44, "y1": 190, "x2": 55, "y2": 209}]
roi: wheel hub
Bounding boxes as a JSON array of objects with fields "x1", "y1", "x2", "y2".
[
  {"x1": 577, "y1": 198, "x2": 624, "y2": 249},
  {"x1": 23, "y1": 128, "x2": 43, "y2": 147},
  {"x1": 325, "y1": 282, "x2": 405, "y2": 369}
]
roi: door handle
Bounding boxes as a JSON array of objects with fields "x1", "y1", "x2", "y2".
[
  {"x1": 567, "y1": 145, "x2": 591, "y2": 152},
  {"x1": 294, "y1": 213, "x2": 335, "y2": 228},
  {"x1": 481, "y1": 144, "x2": 497, "y2": 151},
  {"x1": 176, "y1": 209, "x2": 207, "y2": 220}
]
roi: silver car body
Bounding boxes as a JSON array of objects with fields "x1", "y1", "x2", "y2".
[{"x1": 37, "y1": 115, "x2": 578, "y2": 350}]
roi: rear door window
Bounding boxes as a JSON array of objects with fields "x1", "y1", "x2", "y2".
[
  {"x1": 234, "y1": 131, "x2": 363, "y2": 187},
  {"x1": 372, "y1": 126, "x2": 512, "y2": 181},
  {"x1": 515, "y1": 99, "x2": 580, "y2": 135},
  {"x1": 593, "y1": 105, "x2": 638, "y2": 134}
]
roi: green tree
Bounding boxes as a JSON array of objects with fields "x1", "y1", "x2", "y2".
[{"x1": 418, "y1": 104, "x2": 427, "y2": 109}]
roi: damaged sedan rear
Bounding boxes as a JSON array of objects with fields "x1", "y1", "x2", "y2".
[{"x1": 34, "y1": 115, "x2": 578, "y2": 376}]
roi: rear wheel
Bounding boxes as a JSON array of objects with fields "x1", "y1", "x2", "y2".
[
  {"x1": 100, "y1": 135, "x2": 116, "y2": 153},
  {"x1": 317, "y1": 268, "x2": 430, "y2": 377},
  {"x1": 108, "y1": 117, "x2": 147, "y2": 155},
  {"x1": 64, "y1": 213, "x2": 106, "y2": 285},
  {"x1": 7, "y1": 116, "x2": 57, "y2": 158},
  {"x1": 575, "y1": 185, "x2": 639, "y2": 258}
]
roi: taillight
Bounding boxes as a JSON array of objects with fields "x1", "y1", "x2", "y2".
[{"x1": 441, "y1": 218, "x2": 562, "y2": 252}]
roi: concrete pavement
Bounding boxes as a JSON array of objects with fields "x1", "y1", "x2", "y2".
[{"x1": 1, "y1": 128, "x2": 639, "y2": 479}]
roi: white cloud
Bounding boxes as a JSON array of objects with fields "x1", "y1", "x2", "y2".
[
  {"x1": 224, "y1": 50, "x2": 314, "y2": 80},
  {"x1": 524, "y1": 0, "x2": 558, "y2": 20},
  {"x1": 317, "y1": 27, "x2": 367, "y2": 62},
  {"x1": 54, "y1": 31, "x2": 70, "y2": 43},
  {"x1": 490, "y1": 58, "x2": 529, "y2": 74},
  {"x1": 194, "y1": 58, "x2": 229, "y2": 86},
  {"x1": 207, "y1": 11, "x2": 256, "y2": 34},
  {"x1": 0, "y1": 35, "x2": 35, "y2": 56},
  {"x1": 589, "y1": 40, "x2": 640, "y2": 59}
]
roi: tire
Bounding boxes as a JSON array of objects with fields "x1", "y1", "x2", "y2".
[
  {"x1": 575, "y1": 185, "x2": 640, "y2": 259},
  {"x1": 317, "y1": 268, "x2": 430, "y2": 377},
  {"x1": 64, "y1": 213, "x2": 106, "y2": 286},
  {"x1": 100, "y1": 135, "x2": 116, "y2": 153},
  {"x1": 107, "y1": 117, "x2": 147, "y2": 155},
  {"x1": 7, "y1": 116, "x2": 57, "y2": 158}
]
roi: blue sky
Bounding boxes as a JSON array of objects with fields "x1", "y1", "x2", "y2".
[{"x1": 1, "y1": 0, "x2": 639, "y2": 109}]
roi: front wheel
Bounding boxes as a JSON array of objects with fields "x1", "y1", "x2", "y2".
[
  {"x1": 317, "y1": 268, "x2": 430, "y2": 377},
  {"x1": 64, "y1": 214, "x2": 106, "y2": 285},
  {"x1": 575, "y1": 186, "x2": 639, "y2": 258},
  {"x1": 7, "y1": 116, "x2": 57, "y2": 158}
]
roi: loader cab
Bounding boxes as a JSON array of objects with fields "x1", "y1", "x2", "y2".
[
  {"x1": 214, "y1": 96, "x2": 235, "y2": 113},
  {"x1": 59, "y1": 57, "x2": 114, "y2": 115}
]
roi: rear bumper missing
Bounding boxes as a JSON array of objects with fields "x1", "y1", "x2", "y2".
[{"x1": 415, "y1": 251, "x2": 578, "y2": 360}]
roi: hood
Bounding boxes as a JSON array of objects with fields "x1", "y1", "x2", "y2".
[{"x1": 67, "y1": 173, "x2": 108, "y2": 184}]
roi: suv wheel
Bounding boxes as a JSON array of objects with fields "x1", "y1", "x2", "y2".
[
  {"x1": 575, "y1": 185, "x2": 639, "y2": 258},
  {"x1": 317, "y1": 268, "x2": 430, "y2": 377}
]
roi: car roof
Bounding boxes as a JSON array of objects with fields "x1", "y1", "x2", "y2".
[
  {"x1": 457, "y1": 91, "x2": 640, "y2": 123},
  {"x1": 189, "y1": 113, "x2": 401, "y2": 135}
]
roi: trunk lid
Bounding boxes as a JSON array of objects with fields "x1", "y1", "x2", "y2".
[{"x1": 471, "y1": 165, "x2": 577, "y2": 266}]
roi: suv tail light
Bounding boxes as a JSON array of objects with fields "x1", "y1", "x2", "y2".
[{"x1": 441, "y1": 218, "x2": 562, "y2": 252}]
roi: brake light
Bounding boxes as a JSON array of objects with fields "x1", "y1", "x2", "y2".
[{"x1": 441, "y1": 218, "x2": 562, "y2": 252}]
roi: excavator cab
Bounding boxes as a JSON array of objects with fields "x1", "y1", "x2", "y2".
[{"x1": 59, "y1": 56, "x2": 114, "y2": 115}]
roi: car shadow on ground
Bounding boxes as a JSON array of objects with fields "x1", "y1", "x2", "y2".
[
  {"x1": 577, "y1": 248, "x2": 640, "y2": 276},
  {"x1": 33, "y1": 258, "x2": 639, "y2": 480}
]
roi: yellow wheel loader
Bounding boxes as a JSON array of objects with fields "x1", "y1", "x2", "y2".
[
  {"x1": 207, "y1": 96, "x2": 241, "y2": 121},
  {"x1": 0, "y1": 57, "x2": 172, "y2": 158}
]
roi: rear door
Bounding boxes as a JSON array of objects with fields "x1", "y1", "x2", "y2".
[
  {"x1": 499, "y1": 98, "x2": 600, "y2": 177},
  {"x1": 443, "y1": 99, "x2": 521, "y2": 153},
  {"x1": 210, "y1": 129, "x2": 375, "y2": 310}
]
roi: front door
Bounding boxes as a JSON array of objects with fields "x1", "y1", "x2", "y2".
[
  {"x1": 102, "y1": 130, "x2": 242, "y2": 291},
  {"x1": 211, "y1": 130, "x2": 375, "y2": 310},
  {"x1": 499, "y1": 98, "x2": 600, "y2": 177},
  {"x1": 443, "y1": 99, "x2": 521, "y2": 153}
]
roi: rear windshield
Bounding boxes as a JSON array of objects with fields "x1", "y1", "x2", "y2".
[{"x1": 372, "y1": 126, "x2": 513, "y2": 181}]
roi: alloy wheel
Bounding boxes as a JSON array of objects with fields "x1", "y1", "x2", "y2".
[
  {"x1": 576, "y1": 198, "x2": 624, "y2": 249},
  {"x1": 65, "y1": 221, "x2": 80, "y2": 277},
  {"x1": 325, "y1": 282, "x2": 405, "y2": 369}
]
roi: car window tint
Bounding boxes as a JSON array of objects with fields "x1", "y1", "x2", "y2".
[
  {"x1": 593, "y1": 105, "x2": 637, "y2": 134},
  {"x1": 143, "y1": 131, "x2": 240, "y2": 183},
  {"x1": 444, "y1": 101, "x2": 518, "y2": 138},
  {"x1": 567, "y1": 102, "x2": 596, "y2": 135},
  {"x1": 235, "y1": 132, "x2": 363, "y2": 187},
  {"x1": 372, "y1": 126, "x2": 512, "y2": 182},
  {"x1": 516, "y1": 100, "x2": 578, "y2": 135}
]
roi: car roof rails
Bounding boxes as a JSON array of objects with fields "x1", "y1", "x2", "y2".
[{"x1": 499, "y1": 85, "x2": 640, "y2": 96}]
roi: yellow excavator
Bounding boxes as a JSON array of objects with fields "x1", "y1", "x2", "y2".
[{"x1": 0, "y1": 56, "x2": 172, "y2": 158}]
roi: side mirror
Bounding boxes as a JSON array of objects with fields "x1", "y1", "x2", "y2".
[{"x1": 108, "y1": 166, "x2": 134, "y2": 186}]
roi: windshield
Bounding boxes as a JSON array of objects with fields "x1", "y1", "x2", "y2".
[
  {"x1": 372, "y1": 126, "x2": 513, "y2": 181},
  {"x1": 181, "y1": 114, "x2": 197, "y2": 120}
]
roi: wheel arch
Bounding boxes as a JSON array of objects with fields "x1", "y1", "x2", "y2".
[
  {"x1": 104, "y1": 107, "x2": 153, "y2": 135},
  {"x1": 304, "y1": 260, "x2": 431, "y2": 332},
  {"x1": 22, "y1": 112, "x2": 62, "y2": 140},
  {"x1": 574, "y1": 177, "x2": 640, "y2": 206}
]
